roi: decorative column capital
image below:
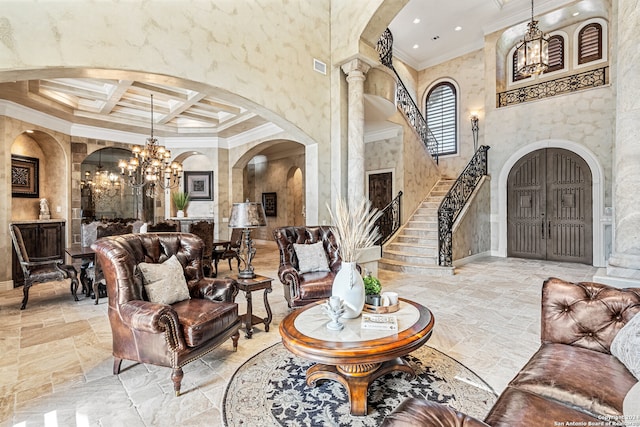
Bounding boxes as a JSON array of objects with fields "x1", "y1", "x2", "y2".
[{"x1": 341, "y1": 59, "x2": 371, "y2": 80}]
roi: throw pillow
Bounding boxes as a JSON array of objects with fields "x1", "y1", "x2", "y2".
[
  {"x1": 138, "y1": 255, "x2": 191, "y2": 305},
  {"x1": 623, "y1": 381, "x2": 640, "y2": 420},
  {"x1": 611, "y1": 311, "x2": 640, "y2": 381},
  {"x1": 293, "y1": 241, "x2": 330, "y2": 274}
]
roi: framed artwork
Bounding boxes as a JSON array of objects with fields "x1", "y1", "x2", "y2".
[
  {"x1": 184, "y1": 171, "x2": 213, "y2": 200},
  {"x1": 11, "y1": 155, "x2": 39, "y2": 198},
  {"x1": 262, "y1": 192, "x2": 277, "y2": 217}
]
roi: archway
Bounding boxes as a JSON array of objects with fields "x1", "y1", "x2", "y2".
[
  {"x1": 286, "y1": 167, "x2": 304, "y2": 226},
  {"x1": 498, "y1": 139, "x2": 605, "y2": 266}
]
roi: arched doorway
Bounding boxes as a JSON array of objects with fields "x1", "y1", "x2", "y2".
[
  {"x1": 507, "y1": 148, "x2": 593, "y2": 264},
  {"x1": 286, "y1": 167, "x2": 304, "y2": 226}
]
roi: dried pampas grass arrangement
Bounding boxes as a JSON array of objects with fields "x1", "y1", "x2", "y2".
[{"x1": 327, "y1": 198, "x2": 382, "y2": 263}]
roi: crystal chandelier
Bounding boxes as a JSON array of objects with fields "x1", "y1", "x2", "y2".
[
  {"x1": 516, "y1": 0, "x2": 549, "y2": 77},
  {"x1": 118, "y1": 94, "x2": 183, "y2": 198},
  {"x1": 81, "y1": 151, "x2": 122, "y2": 201}
]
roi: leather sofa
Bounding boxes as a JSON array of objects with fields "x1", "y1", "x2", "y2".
[
  {"x1": 91, "y1": 233, "x2": 241, "y2": 396},
  {"x1": 382, "y1": 277, "x2": 640, "y2": 427},
  {"x1": 273, "y1": 226, "x2": 342, "y2": 308}
]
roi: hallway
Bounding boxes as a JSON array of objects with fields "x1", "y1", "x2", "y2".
[{"x1": 0, "y1": 241, "x2": 597, "y2": 425}]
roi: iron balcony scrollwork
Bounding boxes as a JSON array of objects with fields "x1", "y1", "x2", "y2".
[
  {"x1": 438, "y1": 146, "x2": 490, "y2": 267},
  {"x1": 497, "y1": 67, "x2": 608, "y2": 107},
  {"x1": 376, "y1": 29, "x2": 439, "y2": 164},
  {"x1": 375, "y1": 191, "x2": 403, "y2": 246}
]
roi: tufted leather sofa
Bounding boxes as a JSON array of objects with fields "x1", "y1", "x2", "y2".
[
  {"x1": 91, "y1": 233, "x2": 241, "y2": 396},
  {"x1": 382, "y1": 277, "x2": 640, "y2": 427},
  {"x1": 273, "y1": 226, "x2": 342, "y2": 308}
]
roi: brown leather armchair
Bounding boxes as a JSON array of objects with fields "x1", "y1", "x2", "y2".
[
  {"x1": 382, "y1": 278, "x2": 640, "y2": 426},
  {"x1": 91, "y1": 232, "x2": 241, "y2": 396},
  {"x1": 273, "y1": 226, "x2": 342, "y2": 308}
]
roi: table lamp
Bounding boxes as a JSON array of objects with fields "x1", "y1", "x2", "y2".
[{"x1": 228, "y1": 200, "x2": 267, "y2": 279}]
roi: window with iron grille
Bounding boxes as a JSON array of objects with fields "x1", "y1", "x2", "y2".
[
  {"x1": 578, "y1": 23, "x2": 602, "y2": 64},
  {"x1": 545, "y1": 35, "x2": 565, "y2": 73},
  {"x1": 426, "y1": 82, "x2": 457, "y2": 156}
]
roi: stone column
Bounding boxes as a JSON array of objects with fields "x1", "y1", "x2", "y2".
[
  {"x1": 341, "y1": 59, "x2": 370, "y2": 202},
  {"x1": 607, "y1": 0, "x2": 640, "y2": 280}
]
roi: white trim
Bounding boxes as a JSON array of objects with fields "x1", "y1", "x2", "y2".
[
  {"x1": 573, "y1": 18, "x2": 608, "y2": 70},
  {"x1": 497, "y1": 140, "x2": 605, "y2": 267}
]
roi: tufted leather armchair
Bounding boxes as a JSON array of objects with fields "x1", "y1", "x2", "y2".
[
  {"x1": 382, "y1": 277, "x2": 640, "y2": 427},
  {"x1": 273, "y1": 226, "x2": 342, "y2": 308},
  {"x1": 91, "y1": 233, "x2": 241, "y2": 396}
]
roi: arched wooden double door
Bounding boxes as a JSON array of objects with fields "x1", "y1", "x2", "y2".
[{"x1": 507, "y1": 148, "x2": 592, "y2": 264}]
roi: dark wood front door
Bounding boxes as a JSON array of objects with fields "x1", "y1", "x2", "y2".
[
  {"x1": 368, "y1": 172, "x2": 393, "y2": 211},
  {"x1": 507, "y1": 148, "x2": 592, "y2": 264}
]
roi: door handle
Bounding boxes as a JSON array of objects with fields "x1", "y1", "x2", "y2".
[
  {"x1": 548, "y1": 221, "x2": 551, "y2": 239},
  {"x1": 541, "y1": 214, "x2": 545, "y2": 239}
]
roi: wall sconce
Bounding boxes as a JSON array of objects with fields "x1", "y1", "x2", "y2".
[{"x1": 470, "y1": 112, "x2": 479, "y2": 151}]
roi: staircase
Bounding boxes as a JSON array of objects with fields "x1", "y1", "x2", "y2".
[{"x1": 378, "y1": 179, "x2": 456, "y2": 276}]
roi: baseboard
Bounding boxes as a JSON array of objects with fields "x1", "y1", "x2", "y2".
[
  {"x1": 453, "y1": 251, "x2": 491, "y2": 267},
  {"x1": 0, "y1": 280, "x2": 14, "y2": 292},
  {"x1": 593, "y1": 267, "x2": 640, "y2": 289}
]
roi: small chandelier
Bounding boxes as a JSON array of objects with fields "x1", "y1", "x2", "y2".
[
  {"x1": 516, "y1": 0, "x2": 549, "y2": 77},
  {"x1": 82, "y1": 151, "x2": 122, "y2": 201},
  {"x1": 118, "y1": 94, "x2": 183, "y2": 198}
]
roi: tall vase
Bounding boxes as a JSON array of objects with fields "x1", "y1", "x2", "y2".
[{"x1": 332, "y1": 262, "x2": 365, "y2": 319}]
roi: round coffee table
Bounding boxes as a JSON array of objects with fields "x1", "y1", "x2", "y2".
[{"x1": 279, "y1": 298, "x2": 434, "y2": 416}]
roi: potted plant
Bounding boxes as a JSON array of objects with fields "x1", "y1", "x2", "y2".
[
  {"x1": 172, "y1": 191, "x2": 190, "y2": 217},
  {"x1": 363, "y1": 273, "x2": 382, "y2": 306},
  {"x1": 327, "y1": 198, "x2": 382, "y2": 318}
]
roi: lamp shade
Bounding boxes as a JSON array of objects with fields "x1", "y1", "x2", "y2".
[{"x1": 228, "y1": 201, "x2": 267, "y2": 228}]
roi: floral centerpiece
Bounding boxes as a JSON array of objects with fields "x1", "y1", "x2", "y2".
[{"x1": 327, "y1": 198, "x2": 381, "y2": 318}]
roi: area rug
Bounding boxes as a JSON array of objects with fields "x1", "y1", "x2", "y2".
[{"x1": 223, "y1": 343, "x2": 497, "y2": 426}]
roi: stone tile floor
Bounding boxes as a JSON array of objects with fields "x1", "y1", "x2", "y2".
[{"x1": 0, "y1": 241, "x2": 597, "y2": 426}]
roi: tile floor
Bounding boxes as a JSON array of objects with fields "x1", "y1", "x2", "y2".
[{"x1": 0, "y1": 241, "x2": 597, "y2": 426}]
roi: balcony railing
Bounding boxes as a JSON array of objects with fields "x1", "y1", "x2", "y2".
[
  {"x1": 497, "y1": 67, "x2": 608, "y2": 107},
  {"x1": 377, "y1": 28, "x2": 439, "y2": 164},
  {"x1": 438, "y1": 146, "x2": 490, "y2": 267}
]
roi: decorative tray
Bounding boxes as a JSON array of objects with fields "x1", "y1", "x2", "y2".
[{"x1": 363, "y1": 302, "x2": 400, "y2": 314}]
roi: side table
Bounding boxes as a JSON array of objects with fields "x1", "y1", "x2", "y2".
[{"x1": 230, "y1": 274, "x2": 273, "y2": 338}]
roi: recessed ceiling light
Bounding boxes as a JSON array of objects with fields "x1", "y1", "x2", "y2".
[
  {"x1": 572, "y1": 11, "x2": 580, "y2": 16},
  {"x1": 432, "y1": 35, "x2": 440, "y2": 41},
  {"x1": 413, "y1": 44, "x2": 420, "y2": 49},
  {"x1": 413, "y1": 18, "x2": 421, "y2": 24},
  {"x1": 25, "y1": 130, "x2": 34, "y2": 133},
  {"x1": 454, "y1": 26, "x2": 462, "y2": 31}
]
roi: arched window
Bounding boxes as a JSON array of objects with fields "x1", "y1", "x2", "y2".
[
  {"x1": 512, "y1": 51, "x2": 526, "y2": 82},
  {"x1": 578, "y1": 23, "x2": 602, "y2": 64},
  {"x1": 545, "y1": 35, "x2": 565, "y2": 73},
  {"x1": 426, "y1": 82, "x2": 457, "y2": 156}
]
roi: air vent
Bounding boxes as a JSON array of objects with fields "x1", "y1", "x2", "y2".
[{"x1": 313, "y1": 59, "x2": 327, "y2": 75}]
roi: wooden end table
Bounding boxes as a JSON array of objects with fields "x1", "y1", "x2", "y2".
[
  {"x1": 229, "y1": 274, "x2": 273, "y2": 338},
  {"x1": 279, "y1": 298, "x2": 434, "y2": 416}
]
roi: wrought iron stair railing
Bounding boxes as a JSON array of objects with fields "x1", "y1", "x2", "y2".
[
  {"x1": 438, "y1": 146, "x2": 490, "y2": 267},
  {"x1": 376, "y1": 28, "x2": 440, "y2": 164},
  {"x1": 375, "y1": 191, "x2": 403, "y2": 246}
]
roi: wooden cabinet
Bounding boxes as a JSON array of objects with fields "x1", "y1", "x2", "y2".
[{"x1": 11, "y1": 220, "x2": 66, "y2": 287}]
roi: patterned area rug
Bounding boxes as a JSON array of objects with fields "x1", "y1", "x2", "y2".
[{"x1": 223, "y1": 343, "x2": 497, "y2": 426}]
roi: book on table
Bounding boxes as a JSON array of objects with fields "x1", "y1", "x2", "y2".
[{"x1": 361, "y1": 313, "x2": 398, "y2": 330}]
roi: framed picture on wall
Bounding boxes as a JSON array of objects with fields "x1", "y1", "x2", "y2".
[
  {"x1": 184, "y1": 171, "x2": 213, "y2": 200},
  {"x1": 262, "y1": 192, "x2": 277, "y2": 217},
  {"x1": 11, "y1": 155, "x2": 39, "y2": 198}
]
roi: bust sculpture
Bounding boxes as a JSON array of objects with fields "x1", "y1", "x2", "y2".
[{"x1": 39, "y1": 198, "x2": 51, "y2": 220}]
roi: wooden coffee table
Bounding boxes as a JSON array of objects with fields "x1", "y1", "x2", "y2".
[{"x1": 279, "y1": 298, "x2": 434, "y2": 416}]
